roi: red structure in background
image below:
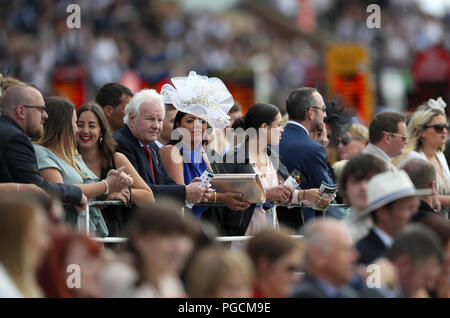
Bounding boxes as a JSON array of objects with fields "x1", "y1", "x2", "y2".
[
  {"x1": 411, "y1": 46, "x2": 450, "y2": 114},
  {"x1": 52, "y1": 67, "x2": 86, "y2": 108},
  {"x1": 52, "y1": 67, "x2": 255, "y2": 113},
  {"x1": 332, "y1": 72, "x2": 367, "y2": 122}
]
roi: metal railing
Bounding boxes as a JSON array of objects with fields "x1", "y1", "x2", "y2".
[{"x1": 81, "y1": 200, "x2": 349, "y2": 244}]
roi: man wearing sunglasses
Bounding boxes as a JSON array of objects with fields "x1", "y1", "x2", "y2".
[
  {"x1": 280, "y1": 87, "x2": 339, "y2": 227},
  {"x1": 0, "y1": 84, "x2": 87, "y2": 209},
  {"x1": 363, "y1": 111, "x2": 407, "y2": 172}
]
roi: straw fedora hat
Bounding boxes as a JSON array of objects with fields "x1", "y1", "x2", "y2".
[{"x1": 357, "y1": 170, "x2": 433, "y2": 220}]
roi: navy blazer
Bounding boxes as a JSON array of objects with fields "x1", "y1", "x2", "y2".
[
  {"x1": 356, "y1": 228, "x2": 388, "y2": 265},
  {"x1": 114, "y1": 124, "x2": 186, "y2": 201},
  {"x1": 0, "y1": 115, "x2": 82, "y2": 204},
  {"x1": 290, "y1": 273, "x2": 358, "y2": 298},
  {"x1": 279, "y1": 122, "x2": 335, "y2": 223}
]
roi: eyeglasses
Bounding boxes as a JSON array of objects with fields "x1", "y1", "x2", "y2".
[
  {"x1": 309, "y1": 105, "x2": 326, "y2": 112},
  {"x1": 22, "y1": 105, "x2": 46, "y2": 114},
  {"x1": 423, "y1": 123, "x2": 449, "y2": 133},
  {"x1": 383, "y1": 131, "x2": 407, "y2": 142},
  {"x1": 337, "y1": 135, "x2": 352, "y2": 146},
  {"x1": 337, "y1": 135, "x2": 363, "y2": 146}
]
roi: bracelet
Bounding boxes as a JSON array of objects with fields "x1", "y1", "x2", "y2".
[
  {"x1": 213, "y1": 191, "x2": 217, "y2": 204},
  {"x1": 17, "y1": 183, "x2": 20, "y2": 193},
  {"x1": 302, "y1": 190, "x2": 306, "y2": 201},
  {"x1": 102, "y1": 179, "x2": 109, "y2": 195}
]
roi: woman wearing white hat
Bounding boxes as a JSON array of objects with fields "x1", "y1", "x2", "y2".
[{"x1": 396, "y1": 97, "x2": 450, "y2": 209}]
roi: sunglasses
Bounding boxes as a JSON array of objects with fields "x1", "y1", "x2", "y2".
[
  {"x1": 309, "y1": 105, "x2": 326, "y2": 112},
  {"x1": 337, "y1": 135, "x2": 352, "y2": 146},
  {"x1": 383, "y1": 131, "x2": 407, "y2": 142},
  {"x1": 337, "y1": 135, "x2": 363, "y2": 146},
  {"x1": 424, "y1": 123, "x2": 449, "y2": 133}
]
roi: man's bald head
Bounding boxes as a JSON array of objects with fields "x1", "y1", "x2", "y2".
[
  {"x1": 0, "y1": 85, "x2": 47, "y2": 138},
  {"x1": 301, "y1": 219, "x2": 358, "y2": 287},
  {"x1": 302, "y1": 219, "x2": 351, "y2": 251},
  {"x1": 0, "y1": 85, "x2": 41, "y2": 116}
]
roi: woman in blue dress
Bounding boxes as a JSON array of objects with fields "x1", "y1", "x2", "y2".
[
  {"x1": 159, "y1": 71, "x2": 252, "y2": 219},
  {"x1": 160, "y1": 111, "x2": 251, "y2": 218}
]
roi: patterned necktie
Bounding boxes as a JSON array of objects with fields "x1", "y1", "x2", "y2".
[{"x1": 142, "y1": 145, "x2": 155, "y2": 181}]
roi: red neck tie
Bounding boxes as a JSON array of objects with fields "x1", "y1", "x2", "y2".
[{"x1": 142, "y1": 145, "x2": 155, "y2": 180}]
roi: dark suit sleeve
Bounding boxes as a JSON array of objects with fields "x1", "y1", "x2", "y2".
[
  {"x1": 6, "y1": 134, "x2": 82, "y2": 204},
  {"x1": 115, "y1": 134, "x2": 186, "y2": 202},
  {"x1": 305, "y1": 145, "x2": 334, "y2": 188},
  {"x1": 150, "y1": 147, "x2": 186, "y2": 201}
]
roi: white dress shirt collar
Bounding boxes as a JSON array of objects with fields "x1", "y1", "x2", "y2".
[{"x1": 287, "y1": 121, "x2": 309, "y2": 136}]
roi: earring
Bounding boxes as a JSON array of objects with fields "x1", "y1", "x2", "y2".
[{"x1": 99, "y1": 137, "x2": 103, "y2": 144}]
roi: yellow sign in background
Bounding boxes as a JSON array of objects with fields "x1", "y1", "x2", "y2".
[{"x1": 326, "y1": 44, "x2": 374, "y2": 124}]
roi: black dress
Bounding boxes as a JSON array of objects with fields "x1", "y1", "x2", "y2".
[{"x1": 99, "y1": 164, "x2": 132, "y2": 237}]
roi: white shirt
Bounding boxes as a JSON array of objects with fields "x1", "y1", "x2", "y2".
[
  {"x1": 154, "y1": 140, "x2": 163, "y2": 149},
  {"x1": 287, "y1": 121, "x2": 309, "y2": 136},
  {"x1": 373, "y1": 145, "x2": 392, "y2": 162},
  {"x1": 373, "y1": 226, "x2": 393, "y2": 248}
]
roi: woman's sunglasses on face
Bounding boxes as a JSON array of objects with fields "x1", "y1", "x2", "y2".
[
  {"x1": 337, "y1": 135, "x2": 357, "y2": 146},
  {"x1": 424, "y1": 123, "x2": 449, "y2": 133}
]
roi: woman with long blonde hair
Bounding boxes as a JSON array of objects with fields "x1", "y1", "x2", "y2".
[
  {"x1": 0, "y1": 195, "x2": 49, "y2": 297},
  {"x1": 396, "y1": 98, "x2": 450, "y2": 207},
  {"x1": 34, "y1": 97, "x2": 132, "y2": 236}
]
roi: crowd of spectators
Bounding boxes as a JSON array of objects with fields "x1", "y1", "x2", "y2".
[
  {"x1": 1, "y1": 0, "x2": 448, "y2": 108},
  {"x1": 0, "y1": 0, "x2": 449, "y2": 301}
]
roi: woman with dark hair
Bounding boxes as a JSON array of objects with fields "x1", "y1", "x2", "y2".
[
  {"x1": 221, "y1": 103, "x2": 327, "y2": 238},
  {"x1": 76, "y1": 102, "x2": 154, "y2": 236},
  {"x1": 247, "y1": 228, "x2": 304, "y2": 298},
  {"x1": 160, "y1": 110, "x2": 249, "y2": 218},
  {"x1": 33, "y1": 96, "x2": 132, "y2": 237}
]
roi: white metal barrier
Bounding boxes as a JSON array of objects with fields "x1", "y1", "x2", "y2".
[{"x1": 83, "y1": 200, "x2": 348, "y2": 243}]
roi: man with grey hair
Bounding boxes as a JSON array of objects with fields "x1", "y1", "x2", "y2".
[
  {"x1": 114, "y1": 88, "x2": 208, "y2": 204},
  {"x1": 0, "y1": 85, "x2": 86, "y2": 208},
  {"x1": 290, "y1": 219, "x2": 359, "y2": 297},
  {"x1": 402, "y1": 158, "x2": 441, "y2": 222},
  {"x1": 386, "y1": 224, "x2": 443, "y2": 297}
]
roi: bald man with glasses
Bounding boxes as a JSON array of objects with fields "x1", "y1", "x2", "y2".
[{"x1": 0, "y1": 85, "x2": 87, "y2": 209}]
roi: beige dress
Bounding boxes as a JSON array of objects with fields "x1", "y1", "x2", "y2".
[{"x1": 232, "y1": 153, "x2": 280, "y2": 250}]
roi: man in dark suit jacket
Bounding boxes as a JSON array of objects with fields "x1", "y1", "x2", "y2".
[
  {"x1": 279, "y1": 87, "x2": 336, "y2": 228},
  {"x1": 114, "y1": 88, "x2": 207, "y2": 203},
  {"x1": 290, "y1": 219, "x2": 360, "y2": 298},
  {"x1": 355, "y1": 170, "x2": 430, "y2": 265},
  {"x1": 0, "y1": 85, "x2": 85, "y2": 207}
]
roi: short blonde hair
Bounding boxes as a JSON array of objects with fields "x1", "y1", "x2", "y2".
[
  {"x1": 186, "y1": 246, "x2": 254, "y2": 298},
  {"x1": 348, "y1": 123, "x2": 369, "y2": 143}
]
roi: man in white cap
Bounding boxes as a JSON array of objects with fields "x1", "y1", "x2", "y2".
[{"x1": 355, "y1": 170, "x2": 432, "y2": 265}]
